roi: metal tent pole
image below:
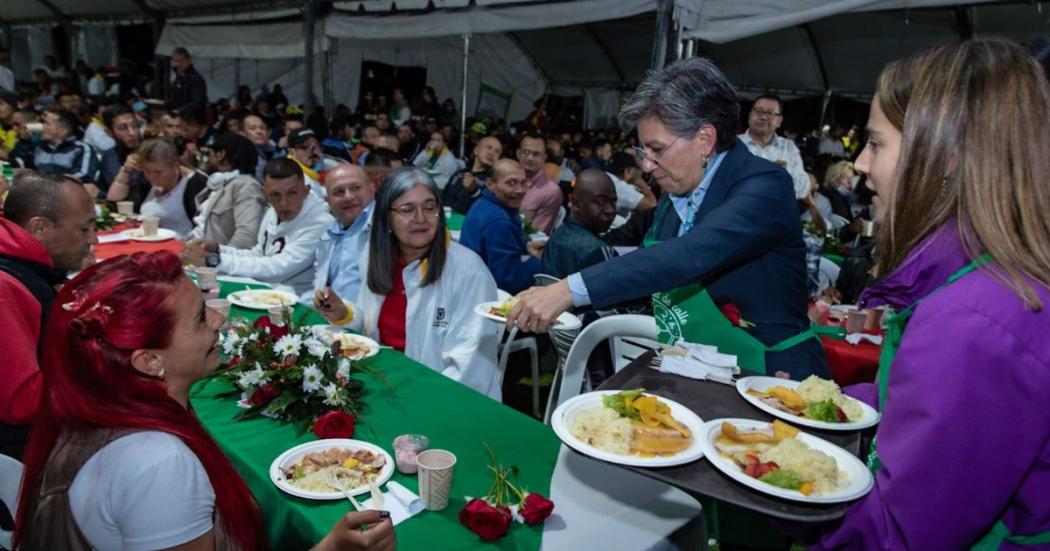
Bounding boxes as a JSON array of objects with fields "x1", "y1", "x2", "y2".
[{"x1": 459, "y1": 32, "x2": 470, "y2": 158}]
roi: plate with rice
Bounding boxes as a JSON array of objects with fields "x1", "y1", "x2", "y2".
[
  {"x1": 551, "y1": 390, "x2": 705, "y2": 467},
  {"x1": 699, "y1": 418, "x2": 873, "y2": 503},
  {"x1": 270, "y1": 439, "x2": 394, "y2": 500},
  {"x1": 736, "y1": 376, "x2": 880, "y2": 431}
]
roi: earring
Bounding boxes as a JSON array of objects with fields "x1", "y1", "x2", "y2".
[{"x1": 701, "y1": 155, "x2": 710, "y2": 170}]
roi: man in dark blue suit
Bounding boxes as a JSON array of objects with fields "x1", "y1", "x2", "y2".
[{"x1": 508, "y1": 57, "x2": 827, "y2": 380}]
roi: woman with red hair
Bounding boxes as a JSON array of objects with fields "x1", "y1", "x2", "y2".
[{"x1": 14, "y1": 251, "x2": 394, "y2": 551}]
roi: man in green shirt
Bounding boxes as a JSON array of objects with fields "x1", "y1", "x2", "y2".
[{"x1": 542, "y1": 169, "x2": 618, "y2": 278}]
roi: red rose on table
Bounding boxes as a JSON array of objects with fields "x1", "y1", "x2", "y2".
[
  {"x1": 312, "y1": 411, "x2": 356, "y2": 439},
  {"x1": 460, "y1": 498, "x2": 512, "y2": 541},
  {"x1": 519, "y1": 493, "x2": 554, "y2": 525},
  {"x1": 248, "y1": 384, "x2": 280, "y2": 405},
  {"x1": 253, "y1": 315, "x2": 289, "y2": 339}
]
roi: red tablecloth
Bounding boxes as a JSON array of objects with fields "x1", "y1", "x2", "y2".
[
  {"x1": 821, "y1": 336, "x2": 880, "y2": 386},
  {"x1": 94, "y1": 222, "x2": 183, "y2": 260}
]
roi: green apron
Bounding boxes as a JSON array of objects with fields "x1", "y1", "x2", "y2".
[
  {"x1": 645, "y1": 201, "x2": 821, "y2": 375},
  {"x1": 867, "y1": 254, "x2": 1050, "y2": 550}
]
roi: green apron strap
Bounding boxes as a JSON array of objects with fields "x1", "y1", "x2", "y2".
[
  {"x1": 646, "y1": 199, "x2": 673, "y2": 242},
  {"x1": 813, "y1": 324, "x2": 848, "y2": 339},
  {"x1": 970, "y1": 520, "x2": 1050, "y2": 550},
  {"x1": 767, "y1": 326, "x2": 819, "y2": 352}
]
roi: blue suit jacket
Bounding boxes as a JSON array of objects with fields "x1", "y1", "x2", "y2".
[
  {"x1": 580, "y1": 139, "x2": 828, "y2": 379},
  {"x1": 460, "y1": 189, "x2": 543, "y2": 294}
]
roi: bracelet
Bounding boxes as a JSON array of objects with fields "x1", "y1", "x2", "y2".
[{"x1": 331, "y1": 303, "x2": 355, "y2": 326}]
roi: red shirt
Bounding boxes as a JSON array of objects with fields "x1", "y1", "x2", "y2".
[{"x1": 377, "y1": 257, "x2": 407, "y2": 351}]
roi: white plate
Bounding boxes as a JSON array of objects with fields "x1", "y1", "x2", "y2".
[
  {"x1": 474, "y1": 301, "x2": 582, "y2": 331},
  {"x1": 227, "y1": 289, "x2": 298, "y2": 310},
  {"x1": 270, "y1": 439, "x2": 395, "y2": 500},
  {"x1": 698, "y1": 418, "x2": 873, "y2": 504},
  {"x1": 313, "y1": 327, "x2": 381, "y2": 360},
  {"x1": 121, "y1": 227, "x2": 177, "y2": 242},
  {"x1": 736, "y1": 377, "x2": 880, "y2": 431},
  {"x1": 551, "y1": 390, "x2": 705, "y2": 467}
]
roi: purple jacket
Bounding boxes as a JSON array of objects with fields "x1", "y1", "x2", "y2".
[{"x1": 816, "y1": 223, "x2": 1050, "y2": 549}]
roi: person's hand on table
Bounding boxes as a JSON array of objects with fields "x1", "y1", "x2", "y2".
[
  {"x1": 507, "y1": 279, "x2": 573, "y2": 333},
  {"x1": 181, "y1": 239, "x2": 216, "y2": 267},
  {"x1": 314, "y1": 287, "x2": 351, "y2": 324},
  {"x1": 525, "y1": 239, "x2": 546, "y2": 258},
  {"x1": 314, "y1": 510, "x2": 395, "y2": 551}
]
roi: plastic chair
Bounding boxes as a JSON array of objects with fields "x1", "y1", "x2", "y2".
[
  {"x1": 543, "y1": 314, "x2": 659, "y2": 424},
  {"x1": 828, "y1": 213, "x2": 850, "y2": 230},
  {"x1": 552, "y1": 206, "x2": 567, "y2": 230},
  {"x1": 495, "y1": 290, "x2": 541, "y2": 418},
  {"x1": 0, "y1": 454, "x2": 24, "y2": 549}
]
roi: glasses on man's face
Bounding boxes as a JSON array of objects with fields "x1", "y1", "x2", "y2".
[
  {"x1": 751, "y1": 108, "x2": 781, "y2": 118},
  {"x1": 519, "y1": 148, "x2": 545, "y2": 159},
  {"x1": 391, "y1": 201, "x2": 441, "y2": 218},
  {"x1": 633, "y1": 136, "x2": 681, "y2": 167}
]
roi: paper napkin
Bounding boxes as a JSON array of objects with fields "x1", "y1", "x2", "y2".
[{"x1": 360, "y1": 481, "x2": 424, "y2": 525}]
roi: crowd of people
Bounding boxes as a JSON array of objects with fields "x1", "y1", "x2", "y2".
[{"x1": 1, "y1": 35, "x2": 1048, "y2": 550}]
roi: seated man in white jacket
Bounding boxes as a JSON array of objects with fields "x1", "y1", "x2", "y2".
[
  {"x1": 302, "y1": 163, "x2": 375, "y2": 304},
  {"x1": 183, "y1": 158, "x2": 333, "y2": 295},
  {"x1": 313, "y1": 167, "x2": 502, "y2": 400}
]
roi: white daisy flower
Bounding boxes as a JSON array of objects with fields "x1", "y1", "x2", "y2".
[
  {"x1": 236, "y1": 364, "x2": 268, "y2": 389},
  {"x1": 337, "y1": 358, "x2": 351, "y2": 380},
  {"x1": 221, "y1": 333, "x2": 240, "y2": 356},
  {"x1": 304, "y1": 337, "x2": 330, "y2": 359},
  {"x1": 322, "y1": 382, "x2": 344, "y2": 406},
  {"x1": 274, "y1": 334, "x2": 302, "y2": 358},
  {"x1": 302, "y1": 364, "x2": 324, "y2": 393}
]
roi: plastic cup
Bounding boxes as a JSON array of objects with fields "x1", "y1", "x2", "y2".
[
  {"x1": 195, "y1": 267, "x2": 219, "y2": 292},
  {"x1": 206, "y1": 298, "x2": 230, "y2": 318},
  {"x1": 846, "y1": 310, "x2": 867, "y2": 334},
  {"x1": 416, "y1": 449, "x2": 456, "y2": 511},
  {"x1": 862, "y1": 220, "x2": 875, "y2": 238},
  {"x1": 141, "y1": 216, "x2": 160, "y2": 236},
  {"x1": 268, "y1": 305, "x2": 291, "y2": 326},
  {"x1": 116, "y1": 201, "x2": 135, "y2": 216},
  {"x1": 392, "y1": 434, "x2": 430, "y2": 475}
]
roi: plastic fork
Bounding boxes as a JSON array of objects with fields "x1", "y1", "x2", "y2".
[
  {"x1": 323, "y1": 469, "x2": 364, "y2": 511},
  {"x1": 368, "y1": 480, "x2": 386, "y2": 510}
]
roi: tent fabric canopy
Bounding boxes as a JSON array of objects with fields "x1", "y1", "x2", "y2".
[{"x1": 156, "y1": 22, "x2": 327, "y2": 59}]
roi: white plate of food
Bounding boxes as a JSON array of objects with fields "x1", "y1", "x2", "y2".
[
  {"x1": 736, "y1": 376, "x2": 879, "y2": 431},
  {"x1": 311, "y1": 326, "x2": 381, "y2": 360},
  {"x1": 270, "y1": 439, "x2": 394, "y2": 500},
  {"x1": 551, "y1": 389, "x2": 704, "y2": 467},
  {"x1": 227, "y1": 289, "x2": 298, "y2": 310},
  {"x1": 700, "y1": 418, "x2": 873, "y2": 503},
  {"x1": 474, "y1": 300, "x2": 581, "y2": 331},
  {"x1": 121, "y1": 227, "x2": 177, "y2": 242}
]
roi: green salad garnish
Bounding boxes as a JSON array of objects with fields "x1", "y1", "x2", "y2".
[
  {"x1": 759, "y1": 468, "x2": 804, "y2": 490},
  {"x1": 601, "y1": 388, "x2": 645, "y2": 420}
]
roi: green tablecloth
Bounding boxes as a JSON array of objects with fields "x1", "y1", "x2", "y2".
[
  {"x1": 193, "y1": 281, "x2": 560, "y2": 550},
  {"x1": 821, "y1": 253, "x2": 845, "y2": 266}
]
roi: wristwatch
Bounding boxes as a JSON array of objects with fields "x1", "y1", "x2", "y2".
[{"x1": 205, "y1": 251, "x2": 221, "y2": 268}]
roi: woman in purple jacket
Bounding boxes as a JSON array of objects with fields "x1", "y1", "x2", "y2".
[{"x1": 813, "y1": 39, "x2": 1050, "y2": 549}]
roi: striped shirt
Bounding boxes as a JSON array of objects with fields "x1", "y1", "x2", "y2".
[{"x1": 34, "y1": 137, "x2": 99, "y2": 184}]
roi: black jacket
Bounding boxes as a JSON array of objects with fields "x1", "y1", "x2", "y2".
[{"x1": 167, "y1": 65, "x2": 208, "y2": 111}]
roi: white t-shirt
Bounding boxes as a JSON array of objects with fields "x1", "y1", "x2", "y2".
[
  {"x1": 607, "y1": 172, "x2": 644, "y2": 215},
  {"x1": 69, "y1": 431, "x2": 215, "y2": 551},
  {"x1": 141, "y1": 173, "x2": 195, "y2": 239}
]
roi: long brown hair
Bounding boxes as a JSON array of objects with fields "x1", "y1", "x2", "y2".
[{"x1": 874, "y1": 38, "x2": 1050, "y2": 308}]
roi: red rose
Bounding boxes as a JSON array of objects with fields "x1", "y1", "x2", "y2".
[
  {"x1": 460, "y1": 498, "x2": 511, "y2": 541},
  {"x1": 248, "y1": 384, "x2": 280, "y2": 405},
  {"x1": 253, "y1": 315, "x2": 289, "y2": 339},
  {"x1": 312, "y1": 410, "x2": 356, "y2": 439},
  {"x1": 720, "y1": 303, "x2": 742, "y2": 326},
  {"x1": 519, "y1": 493, "x2": 554, "y2": 525},
  {"x1": 227, "y1": 356, "x2": 241, "y2": 368}
]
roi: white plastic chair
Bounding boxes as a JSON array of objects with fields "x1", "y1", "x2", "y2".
[
  {"x1": 828, "y1": 213, "x2": 850, "y2": 230},
  {"x1": 552, "y1": 206, "x2": 567, "y2": 230},
  {"x1": 495, "y1": 290, "x2": 542, "y2": 418},
  {"x1": 0, "y1": 454, "x2": 24, "y2": 549},
  {"x1": 543, "y1": 314, "x2": 659, "y2": 424}
]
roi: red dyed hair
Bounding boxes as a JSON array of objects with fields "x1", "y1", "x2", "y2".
[{"x1": 14, "y1": 251, "x2": 264, "y2": 550}]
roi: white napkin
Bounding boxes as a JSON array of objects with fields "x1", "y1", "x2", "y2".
[
  {"x1": 96, "y1": 232, "x2": 129, "y2": 244},
  {"x1": 359, "y1": 481, "x2": 424, "y2": 526},
  {"x1": 845, "y1": 333, "x2": 884, "y2": 346},
  {"x1": 658, "y1": 342, "x2": 740, "y2": 384}
]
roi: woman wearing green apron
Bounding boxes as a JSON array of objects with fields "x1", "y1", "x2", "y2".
[{"x1": 811, "y1": 39, "x2": 1050, "y2": 549}]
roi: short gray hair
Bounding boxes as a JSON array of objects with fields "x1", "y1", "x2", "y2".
[
  {"x1": 367, "y1": 168, "x2": 448, "y2": 295},
  {"x1": 619, "y1": 57, "x2": 740, "y2": 152}
]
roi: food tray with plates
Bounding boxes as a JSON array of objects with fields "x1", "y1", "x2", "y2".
[
  {"x1": 595, "y1": 351, "x2": 868, "y2": 522},
  {"x1": 474, "y1": 300, "x2": 581, "y2": 331},
  {"x1": 270, "y1": 439, "x2": 395, "y2": 500},
  {"x1": 550, "y1": 390, "x2": 705, "y2": 468},
  {"x1": 121, "y1": 227, "x2": 177, "y2": 242},
  {"x1": 227, "y1": 289, "x2": 298, "y2": 310},
  {"x1": 698, "y1": 418, "x2": 873, "y2": 504},
  {"x1": 736, "y1": 376, "x2": 880, "y2": 431}
]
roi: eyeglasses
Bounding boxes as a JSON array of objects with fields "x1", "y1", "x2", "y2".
[
  {"x1": 751, "y1": 108, "x2": 781, "y2": 118},
  {"x1": 633, "y1": 137, "x2": 681, "y2": 167},
  {"x1": 518, "y1": 148, "x2": 545, "y2": 158},
  {"x1": 390, "y1": 201, "x2": 441, "y2": 218}
]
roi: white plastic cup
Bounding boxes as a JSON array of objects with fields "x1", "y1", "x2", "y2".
[
  {"x1": 195, "y1": 267, "x2": 219, "y2": 292},
  {"x1": 268, "y1": 305, "x2": 291, "y2": 326},
  {"x1": 116, "y1": 201, "x2": 135, "y2": 216},
  {"x1": 416, "y1": 449, "x2": 456, "y2": 511},
  {"x1": 141, "y1": 216, "x2": 160, "y2": 236},
  {"x1": 205, "y1": 298, "x2": 230, "y2": 318},
  {"x1": 846, "y1": 310, "x2": 867, "y2": 334}
]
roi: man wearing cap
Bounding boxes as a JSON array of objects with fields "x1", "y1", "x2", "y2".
[
  {"x1": 443, "y1": 135, "x2": 502, "y2": 214},
  {"x1": 285, "y1": 127, "x2": 326, "y2": 198}
]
